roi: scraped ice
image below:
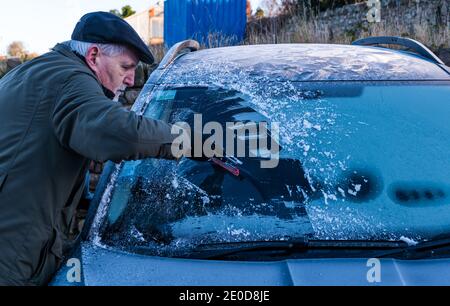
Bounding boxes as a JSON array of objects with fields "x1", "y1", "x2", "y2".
[{"x1": 400, "y1": 236, "x2": 419, "y2": 246}]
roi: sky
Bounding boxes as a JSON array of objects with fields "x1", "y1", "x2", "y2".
[{"x1": 0, "y1": 0, "x2": 263, "y2": 55}]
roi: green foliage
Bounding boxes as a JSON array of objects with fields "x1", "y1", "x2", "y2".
[
  {"x1": 109, "y1": 9, "x2": 122, "y2": 17},
  {"x1": 255, "y1": 7, "x2": 265, "y2": 18},
  {"x1": 121, "y1": 5, "x2": 136, "y2": 18},
  {"x1": 109, "y1": 5, "x2": 136, "y2": 18}
]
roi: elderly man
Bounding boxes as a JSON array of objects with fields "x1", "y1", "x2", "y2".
[{"x1": 0, "y1": 12, "x2": 181, "y2": 285}]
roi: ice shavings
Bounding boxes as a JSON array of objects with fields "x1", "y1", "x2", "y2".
[
  {"x1": 130, "y1": 226, "x2": 146, "y2": 242},
  {"x1": 305, "y1": 203, "x2": 388, "y2": 240},
  {"x1": 227, "y1": 225, "x2": 251, "y2": 238},
  {"x1": 399, "y1": 236, "x2": 419, "y2": 246},
  {"x1": 89, "y1": 163, "x2": 123, "y2": 247},
  {"x1": 348, "y1": 184, "x2": 362, "y2": 197},
  {"x1": 171, "y1": 177, "x2": 179, "y2": 189}
]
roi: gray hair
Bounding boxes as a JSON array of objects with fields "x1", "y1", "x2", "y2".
[{"x1": 63, "y1": 40, "x2": 131, "y2": 57}]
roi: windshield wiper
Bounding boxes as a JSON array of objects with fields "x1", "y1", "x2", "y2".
[
  {"x1": 375, "y1": 235, "x2": 450, "y2": 259},
  {"x1": 185, "y1": 238, "x2": 408, "y2": 260}
]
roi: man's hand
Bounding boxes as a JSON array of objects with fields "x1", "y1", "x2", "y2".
[{"x1": 170, "y1": 123, "x2": 224, "y2": 162}]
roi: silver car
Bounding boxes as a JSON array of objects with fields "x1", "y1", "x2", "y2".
[{"x1": 52, "y1": 36, "x2": 450, "y2": 286}]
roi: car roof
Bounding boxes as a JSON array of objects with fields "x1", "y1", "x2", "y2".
[{"x1": 169, "y1": 43, "x2": 450, "y2": 82}]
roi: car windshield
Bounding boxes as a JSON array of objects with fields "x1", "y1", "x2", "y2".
[{"x1": 98, "y1": 80, "x2": 450, "y2": 258}]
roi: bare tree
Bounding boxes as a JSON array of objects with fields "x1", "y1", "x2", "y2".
[
  {"x1": 261, "y1": 0, "x2": 282, "y2": 17},
  {"x1": 7, "y1": 41, "x2": 26, "y2": 59}
]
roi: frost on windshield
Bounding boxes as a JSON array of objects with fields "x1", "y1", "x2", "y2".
[
  {"x1": 96, "y1": 53, "x2": 450, "y2": 256},
  {"x1": 100, "y1": 157, "x2": 317, "y2": 256},
  {"x1": 161, "y1": 58, "x2": 384, "y2": 240}
]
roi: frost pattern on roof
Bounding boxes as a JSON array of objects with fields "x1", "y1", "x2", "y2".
[{"x1": 168, "y1": 44, "x2": 449, "y2": 82}]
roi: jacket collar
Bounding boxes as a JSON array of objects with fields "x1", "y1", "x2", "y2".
[{"x1": 52, "y1": 43, "x2": 116, "y2": 100}]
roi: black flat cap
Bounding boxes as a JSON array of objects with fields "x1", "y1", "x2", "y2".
[{"x1": 71, "y1": 11, "x2": 154, "y2": 64}]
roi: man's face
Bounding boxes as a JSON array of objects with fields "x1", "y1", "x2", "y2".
[{"x1": 86, "y1": 46, "x2": 139, "y2": 96}]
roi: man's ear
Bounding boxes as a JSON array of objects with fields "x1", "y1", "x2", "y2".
[{"x1": 85, "y1": 46, "x2": 100, "y2": 71}]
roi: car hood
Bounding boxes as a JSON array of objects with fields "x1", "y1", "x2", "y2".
[{"x1": 50, "y1": 242, "x2": 450, "y2": 286}]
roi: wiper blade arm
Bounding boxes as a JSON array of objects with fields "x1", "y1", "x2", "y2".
[
  {"x1": 376, "y1": 236, "x2": 450, "y2": 259},
  {"x1": 187, "y1": 238, "x2": 408, "y2": 260},
  {"x1": 187, "y1": 239, "x2": 308, "y2": 260}
]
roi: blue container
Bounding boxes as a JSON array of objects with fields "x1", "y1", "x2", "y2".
[{"x1": 164, "y1": 0, "x2": 247, "y2": 48}]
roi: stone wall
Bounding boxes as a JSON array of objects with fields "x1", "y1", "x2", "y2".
[
  {"x1": 248, "y1": 0, "x2": 450, "y2": 65},
  {"x1": 320, "y1": 0, "x2": 449, "y2": 42}
]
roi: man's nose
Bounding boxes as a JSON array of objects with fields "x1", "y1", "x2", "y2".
[{"x1": 124, "y1": 70, "x2": 135, "y2": 87}]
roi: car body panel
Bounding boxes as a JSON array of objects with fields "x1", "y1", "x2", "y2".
[
  {"x1": 50, "y1": 243, "x2": 450, "y2": 286},
  {"x1": 164, "y1": 44, "x2": 450, "y2": 83}
]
